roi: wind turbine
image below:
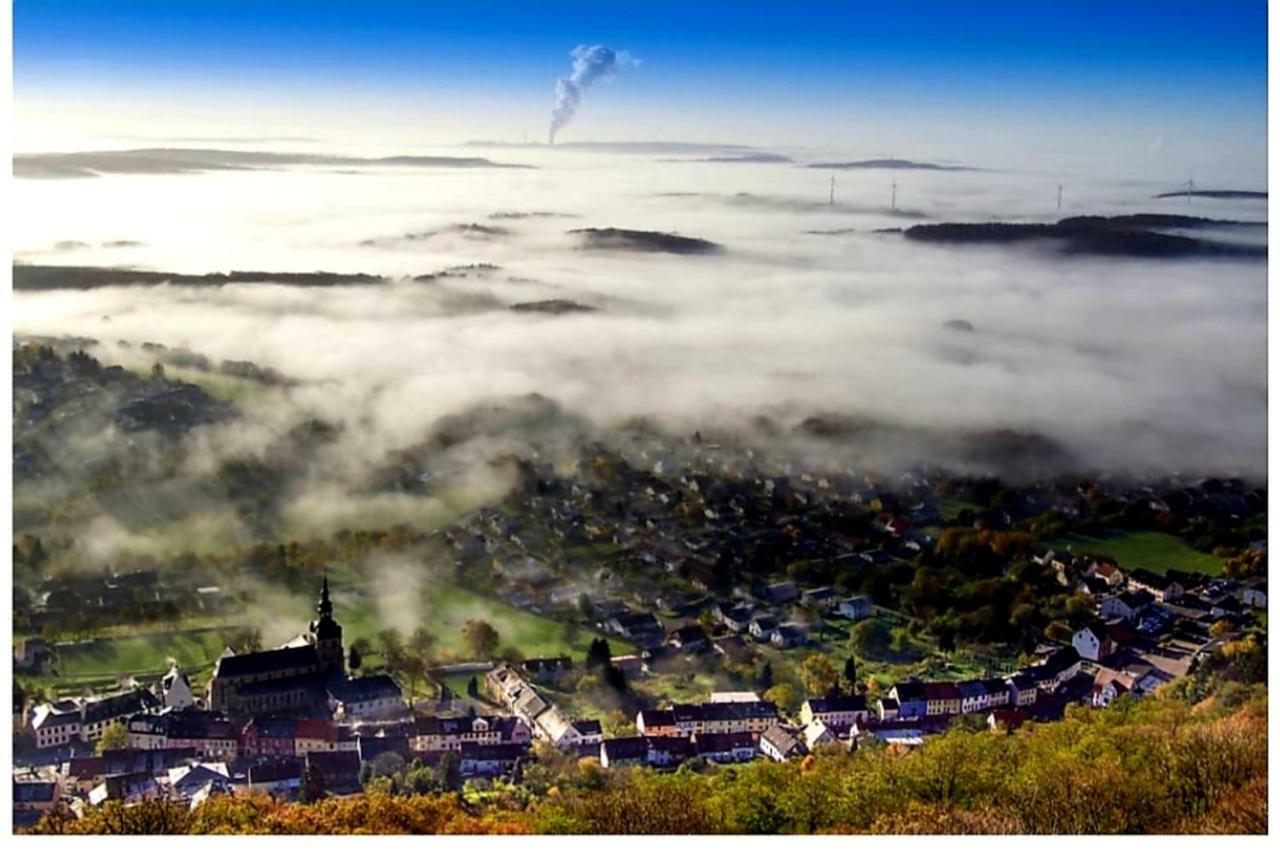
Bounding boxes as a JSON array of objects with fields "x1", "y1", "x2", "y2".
[
  {"x1": 829, "y1": 173, "x2": 836, "y2": 206},
  {"x1": 1056, "y1": 184, "x2": 1063, "y2": 212}
]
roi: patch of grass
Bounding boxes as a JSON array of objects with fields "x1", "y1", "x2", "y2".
[
  {"x1": 324, "y1": 571, "x2": 629, "y2": 663},
  {"x1": 935, "y1": 498, "x2": 972, "y2": 523},
  {"x1": 1049, "y1": 529, "x2": 1224, "y2": 575},
  {"x1": 53, "y1": 627, "x2": 246, "y2": 679}
]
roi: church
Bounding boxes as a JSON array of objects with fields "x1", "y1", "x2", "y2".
[{"x1": 208, "y1": 578, "x2": 353, "y2": 715}]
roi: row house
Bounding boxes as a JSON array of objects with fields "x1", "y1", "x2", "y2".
[
  {"x1": 521, "y1": 656, "x2": 575, "y2": 686},
  {"x1": 955, "y1": 679, "x2": 1011, "y2": 714},
  {"x1": 410, "y1": 715, "x2": 532, "y2": 753},
  {"x1": 125, "y1": 710, "x2": 238, "y2": 760},
  {"x1": 636, "y1": 709, "x2": 679, "y2": 737},
  {"x1": 672, "y1": 700, "x2": 780, "y2": 735},
  {"x1": 1127, "y1": 569, "x2": 1184, "y2": 603},
  {"x1": 1005, "y1": 672, "x2": 1040, "y2": 707},
  {"x1": 329, "y1": 674, "x2": 405, "y2": 721},
  {"x1": 238, "y1": 717, "x2": 299, "y2": 758},
  {"x1": 483, "y1": 662, "x2": 585, "y2": 750},
  {"x1": 293, "y1": 718, "x2": 358, "y2": 757},
  {"x1": 458, "y1": 742, "x2": 530, "y2": 778},
  {"x1": 800, "y1": 694, "x2": 869, "y2": 729},
  {"x1": 31, "y1": 688, "x2": 161, "y2": 749},
  {"x1": 693, "y1": 731, "x2": 758, "y2": 763}
]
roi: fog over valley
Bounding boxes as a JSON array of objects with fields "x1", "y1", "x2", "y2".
[{"x1": 12, "y1": 143, "x2": 1268, "y2": 498}]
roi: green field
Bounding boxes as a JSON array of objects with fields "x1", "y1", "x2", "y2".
[
  {"x1": 328, "y1": 577, "x2": 630, "y2": 663},
  {"x1": 40, "y1": 571, "x2": 631, "y2": 697},
  {"x1": 1049, "y1": 530, "x2": 1224, "y2": 575}
]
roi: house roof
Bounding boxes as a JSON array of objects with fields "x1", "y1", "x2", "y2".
[
  {"x1": 305, "y1": 750, "x2": 362, "y2": 779},
  {"x1": 244, "y1": 717, "x2": 299, "y2": 740},
  {"x1": 647, "y1": 736, "x2": 693, "y2": 755},
  {"x1": 891, "y1": 681, "x2": 925, "y2": 702},
  {"x1": 760, "y1": 724, "x2": 806, "y2": 757},
  {"x1": 82, "y1": 689, "x2": 160, "y2": 724},
  {"x1": 245, "y1": 757, "x2": 303, "y2": 784},
  {"x1": 638, "y1": 709, "x2": 675, "y2": 728},
  {"x1": 460, "y1": 742, "x2": 529, "y2": 762},
  {"x1": 334, "y1": 674, "x2": 402, "y2": 703},
  {"x1": 13, "y1": 780, "x2": 58, "y2": 803},
  {"x1": 237, "y1": 672, "x2": 328, "y2": 700},
  {"x1": 805, "y1": 694, "x2": 867, "y2": 713},
  {"x1": 694, "y1": 731, "x2": 755, "y2": 753},
  {"x1": 1041, "y1": 647, "x2": 1082, "y2": 675},
  {"x1": 922, "y1": 681, "x2": 960, "y2": 701},
  {"x1": 602, "y1": 737, "x2": 648, "y2": 760}
]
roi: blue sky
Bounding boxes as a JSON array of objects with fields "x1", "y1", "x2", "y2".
[{"x1": 13, "y1": 1, "x2": 1269, "y2": 179}]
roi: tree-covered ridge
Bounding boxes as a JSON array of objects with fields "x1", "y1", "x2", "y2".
[{"x1": 26, "y1": 678, "x2": 1267, "y2": 835}]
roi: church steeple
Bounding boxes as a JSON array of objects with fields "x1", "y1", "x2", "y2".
[
  {"x1": 310, "y1": 576, "x2": 344, "y2": 676},
  {"x1": 317, "y1": 576, "x2": 333, "y2": 619}
]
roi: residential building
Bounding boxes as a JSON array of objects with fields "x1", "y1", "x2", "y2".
[
  {"x1": 800, "y1": 694, "x2": 868, "y2": 729},
  {"x1": 759, "y1": 724, "x2": 808, "y2": 761}
]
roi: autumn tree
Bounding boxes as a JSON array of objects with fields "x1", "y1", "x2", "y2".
[
  {"x1": 799, "y1": 654, "x2": 839, "y2": 697},
  {"x1": 462, "y1": 619, "x2": 500, "y2": 659},
  {"x1": 763, "y1": 682, "x2": 802, "y2": 713},
  {"x1": 95, "y1": 722, "x2": 130, "y2": 754}
]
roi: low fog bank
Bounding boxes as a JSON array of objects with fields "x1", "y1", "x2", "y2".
[{"x1": 12, "y1": 150, "x2": 1268, "y2": 484}]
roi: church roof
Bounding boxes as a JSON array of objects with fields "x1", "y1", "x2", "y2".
[{"x1": 215, "y1": 645, "x2": 319, "y2": 679}]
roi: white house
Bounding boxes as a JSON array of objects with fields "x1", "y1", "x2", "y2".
[
  {"x1": 1099, "y1": 592, "x2": 1153, "y2": 622},
  {"x1": 759, "y1": 725, "x2": 807, "y2": 762},
  {"x1": 1239, "y1": 579, "x2": 1267, "y2": 609},
  {"x1": 1071, "y1": 624, "x2": 1113, "y2": 662},
  {"x1": 156, "y1": 665, "x2": 196, "y2": 710},
  {"x1": 835, "y1": 596, "x2": 874, "y2": 621},
  {"x1": 802, "y1": 719, "x2": 838, "y2": 749}
]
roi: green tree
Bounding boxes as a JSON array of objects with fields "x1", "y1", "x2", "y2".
[
  {"x1": 849, "y1": 618, "x2": 889, "y2": 657},
  {"x1": 95, "y1": 722, "x2": 130, "y2": 754},
  {"x1": 409, "y1": 626, "x2": 438, "y2": 662}
]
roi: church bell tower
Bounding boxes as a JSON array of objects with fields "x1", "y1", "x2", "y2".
[{"x1": 310, "y1": 576, "x2": 345, "y2": 676}]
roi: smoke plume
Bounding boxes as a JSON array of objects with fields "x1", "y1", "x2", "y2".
[{"x1": 548, "y1": 44, "x2": 634, "y2": 144}]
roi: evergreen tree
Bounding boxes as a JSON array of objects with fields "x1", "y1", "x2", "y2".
[
  {"x1": 436, "y1": 752, "x2": 461, "y2": 792},
  {"x1": 586, "y1": 638, "x2": 612, "y2": 670},
  {"x1": 467, "y1": 676, "x2": 479, "y2": 698},
  {"x1": 754, "y1": 660, "x2": 774, "y2": 692},
  {"x1": 843, "y1": 655, "x2": 857, "y2": 690},
  {"x1": 299, "y1": 760, "x2": 326, "y2": 803}
]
